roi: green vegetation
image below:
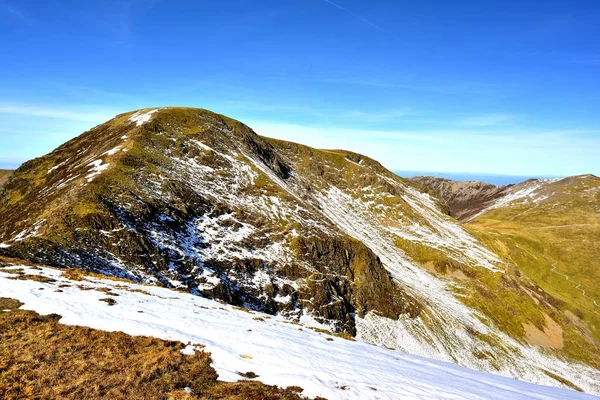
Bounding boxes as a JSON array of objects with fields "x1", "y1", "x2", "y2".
[
  {"x1": 467, "y1": 175, "x2": 600, "y2": 367},
  {"x1": 393, "y1": 237, "x2": 470, "y2": 277},
  {"x1": 394, "y1": 236, "x2": 551, "y2": 343}
]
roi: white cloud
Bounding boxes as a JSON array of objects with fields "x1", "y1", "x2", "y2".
[
  {"x1": 0, "y1": 104, "x2": 117, "y2": 123},
  {"x1": 456, "y1": 113, "x2": 518, "y2": 127},
  {"x1": 247, "y1": 120, "x2": 600, "y2": 176}
]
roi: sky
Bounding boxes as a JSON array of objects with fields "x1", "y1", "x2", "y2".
[{"x1": 0, "y1": 0, "x2": 599, "y2": 177}]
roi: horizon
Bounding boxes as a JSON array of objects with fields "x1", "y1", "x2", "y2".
[{"x1": 1, "y1": 1, "x2": 599, "y2": 176}]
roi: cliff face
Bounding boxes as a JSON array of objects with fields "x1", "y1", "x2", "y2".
[{"x1": 1, "y1": 107, "x2": 598, "y2": 392}]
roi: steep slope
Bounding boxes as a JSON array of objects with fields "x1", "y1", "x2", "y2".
[
  {"x1": 0, "y1": 108, "x2": 598, "y2": 393},
  {"x1": 1, "y1": 263, "x2": 598, "y2": 400},
  {"x1": 0, "y1": 169, "x2": 13, "y2": 188}
]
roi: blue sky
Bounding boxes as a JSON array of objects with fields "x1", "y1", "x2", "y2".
[{"x1": 1, "y1": 0, "x2": 599, "y2": 176}]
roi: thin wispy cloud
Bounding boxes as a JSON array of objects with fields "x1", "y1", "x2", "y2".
[
  {"x1": 323, "y1": 77, "x2": 510, "y2": 96},
  {"x1": 513, "y1": 50, "x2": 600, "y2": 67},
  {"x1": 248, "y1": 120, "x2": 600, "y2": 175},
  {"x1": 223, "y1": 101, "x2": 417, "y2": 123},
  {"x1": 0, "y1": 104, "x2": 117, "y2": 123},
  {"x1": 223, "y1": 101, "x2": 316, "y2": 114},
  {"x1": 343, "y1": 108, "x2": 417, "y2": 122},
  {"x1": 85, "y1": 0, "x2": 161, "y2": 48},
  {"x1": 46, "y1": 81, "x2": 144, "y2": 103},
  {"x1": 321, "y1": 0, "x2": 385, "y2": 32},
  {"x1": 0, "y1": 1, "x2": 34, "y2": 23},
  {"x1": 457, "y1": 113, "x2": 518, "y2": 127}
]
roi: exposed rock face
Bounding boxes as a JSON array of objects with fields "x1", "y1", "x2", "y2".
[
  {"x1": 0, "y1": 108, "x2": 598, "y2": 393},
  {"x1": 412, "y1": 176, "x2": 511, "y2": 221}
]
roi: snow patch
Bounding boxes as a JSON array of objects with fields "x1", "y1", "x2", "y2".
[
  {"x1": 86, "y1": 159, "x2": 110, "y2": 182},
  {"x1": 129, "y1": 109, "x2": 160, "y2": 126}
]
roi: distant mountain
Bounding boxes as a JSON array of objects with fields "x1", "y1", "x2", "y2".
[
  {"x1": 411, "y1": 176, "x2": 512, "y2": 221},
  {"x1": 0, "y1": 107, "x2": 598, "y2": 394},
  {"x1": 0, "y1": 170, "x2": 13, "y2": 188},
  {"x1": 398, "y1": 170, "x2": 557, "y2": 186}
]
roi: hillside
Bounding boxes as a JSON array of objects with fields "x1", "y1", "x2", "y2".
[
  {"x1": 416, "y1": 175, "x2": 600, "y2": 374},
  {"x1": 1, "y1": 262, "x2": 597, "y2": 400},
  {"x1": 0, "y1": 107, "x2": 599, "y2": 393},
  {"x1": 464, "y1": 177, "x2": 600, "y2": 357},
  {"x1": 0, "y1": 170, "x2": 13, "y2": 188}
]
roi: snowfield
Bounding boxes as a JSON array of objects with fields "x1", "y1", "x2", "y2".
[{"x1": 1, "y1": 265, "x2": 596, "y2": 400}]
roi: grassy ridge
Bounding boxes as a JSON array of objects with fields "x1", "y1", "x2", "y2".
[{"x1": 467, "y1": 175, "x2": 600, "y2": 366}]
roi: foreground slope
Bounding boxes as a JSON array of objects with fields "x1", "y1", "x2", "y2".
[
  {"x1": 0, "y1": 298, "x2": 305, "y2": 400},
  {"x1": 1, "y1": 263, "x2": 597, "y2": 400},
  {"x1": 0, "y1": 108, "x2": 598, "y2": 392}
]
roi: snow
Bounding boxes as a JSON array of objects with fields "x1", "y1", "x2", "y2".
[
  {"x1": 47, "y1": 159, "x2": 69, "y2": 174},
  {"x1": 12, "y1": 219, "x2": 46, "y2": 242},
  {"x1": 129, "y1": 109, "x2": 160, "y2": 126},
  {"x1": 102, "y1": 145, "x2": 122, "y2": 156},
  {"x1": 0, "y1": 242, "x2": 10, "y2": 248},
  {"x1": 85, "y1": 159, "x2": 110, "y2": 182},
  {"x1": 1, "y1": 265, "x2": 596, "y2": 400},
  {"x1": 191, "y1": 140, "x2": 214, "y2": 152}
]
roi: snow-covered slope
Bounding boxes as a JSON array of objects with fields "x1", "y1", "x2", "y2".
[{"x1": 1, "y1": 264, "x2": 596, "y2": 400}]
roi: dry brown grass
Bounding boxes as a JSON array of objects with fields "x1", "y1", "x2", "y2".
[
  {"x1": 8, "y1": 274, "x2": 56, "y2": 283},
  {"x1": 0, "y1": 267, "x2": 25, "y2": 275},
  {"x1": 0, "y1": 298, "x2": 316, "y2": 400},
  {"x1": 62, "y1": 268, "x2": 86, "y2": 281},
  {"x1": 99, "y1": 297, "x2": 117, "y2": 306}
]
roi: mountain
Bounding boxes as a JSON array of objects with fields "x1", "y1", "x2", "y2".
[
  {"x1": 400, "y1": 171, "x2": 552, "y2": 186},
  {"x1": 0, "y1": 107, "x2": 599, "y2": 394},
  {"x1": 0, "y1": 170, "x2": 13, "y2": 188},
  {"x1": 412, "y1": 176, "x2": 513, "y2": 221}
]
